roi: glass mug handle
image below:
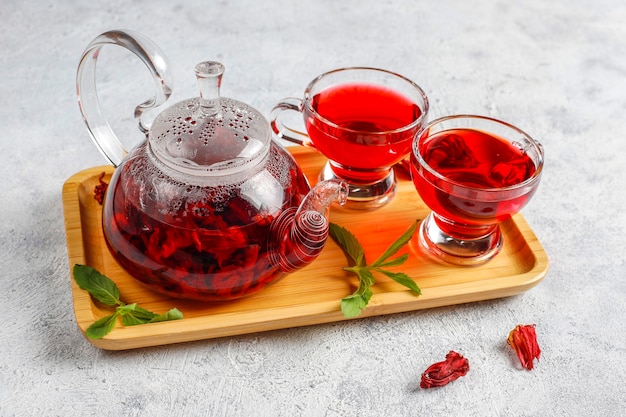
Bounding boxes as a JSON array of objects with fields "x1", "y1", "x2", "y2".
[
  {"x1": 76, "y1": 29, "x2": 173, "y2": 166},
  {"x1": 270, "y1": 98, "x2": 315, "y2": 149}
]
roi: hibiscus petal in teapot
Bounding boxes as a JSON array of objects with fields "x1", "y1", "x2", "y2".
[{"x1": 76, "y1": 30, "x2": 348, "y2": 301}]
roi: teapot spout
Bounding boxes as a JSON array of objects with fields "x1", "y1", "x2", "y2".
[{"x1": 270, "y1": 179, "x2": 349, "y2": 272}]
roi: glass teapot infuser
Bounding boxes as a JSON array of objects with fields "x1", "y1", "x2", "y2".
[{"x1": 76, "y1": 30, "x2": 348, "y2": 301}]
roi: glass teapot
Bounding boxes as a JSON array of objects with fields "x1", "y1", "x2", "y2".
[{"x1": 76, "y1": 30, "x2": 348, "y2": 301}]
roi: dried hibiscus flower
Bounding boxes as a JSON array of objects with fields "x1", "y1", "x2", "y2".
[
  {"x1": 507, "y1": 324, "x2": 541, "y2": 370},
  {"x1": 93, "y1": 172, "x2": 108, "y2": 205},
  {"x1": 420, "y1": 350, "x2": 470, "y2": 388}
]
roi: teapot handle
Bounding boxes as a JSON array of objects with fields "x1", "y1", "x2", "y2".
[{"x1": 76, "y1": 30, "x2": 173, "y2": 166}]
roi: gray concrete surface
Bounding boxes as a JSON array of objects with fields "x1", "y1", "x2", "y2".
[{"x1": 1, "y1": 0, "x2": 625, "y2": 416}]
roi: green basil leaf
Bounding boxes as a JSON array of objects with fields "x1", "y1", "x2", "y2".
[
  {"x1": 149, "y1": 308, "x2": 184, "y2": 323},
  {"x1": 85, "y1": 312, "x2": 119, "y2": 339},
  {"x1": 377, "y1": 270, "x2": 422, "y2": 295},
  {"x1": 330, "y1": 223, "x2": 366, "y2": 266},
  {"x1": 73, "y1": 264, "x2": 121, "y2": 306},
  {"x1": 371, "y1": 221, "x2": 418, "y2": 266}
]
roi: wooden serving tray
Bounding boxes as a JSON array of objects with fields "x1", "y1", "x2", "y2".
[{"x1": 62, "y1": 147, "x2": 548, "y2": 350}]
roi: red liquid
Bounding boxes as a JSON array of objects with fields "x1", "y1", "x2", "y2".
[
  {"x1": 411, "y1": 129, "x2": 539, "y2": 228},
  {"x1": 102, "y1": 144, "x2": 313, "y2": 301},
  {"x1": 307, "y1": 83, "x2": 422, "y2": 182}
]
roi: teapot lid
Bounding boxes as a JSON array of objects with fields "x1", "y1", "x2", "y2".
[{"x1": 149, "y1": 61, "x2": 270, "y2": 176}]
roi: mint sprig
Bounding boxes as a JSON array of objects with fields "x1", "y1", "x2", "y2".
[
  {"x1": 73, "y1": 264, "x2": 183, "y2": 339},
  {"x1": 329, "y1": 221, "x2": 421, "y2": 318}
]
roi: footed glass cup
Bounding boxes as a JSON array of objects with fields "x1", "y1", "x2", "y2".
[
  {"x1": 271, "y1": 67, "x2": 429, "y2": 209},
  {"x1": 410, "y1": 115, "x2": 544, "y2": 265}
]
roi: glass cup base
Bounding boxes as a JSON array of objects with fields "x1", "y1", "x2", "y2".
[
  {"x1": 320, "y1": 162, "x2": 396, "y2": 210},
  {"x1": 418, "y1": 213, "x2": 503, "y2": 266}
]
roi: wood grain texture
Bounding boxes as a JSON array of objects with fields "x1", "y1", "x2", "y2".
[{"x1": 62, "y1": 146, "x2": 549, "y2": 350}]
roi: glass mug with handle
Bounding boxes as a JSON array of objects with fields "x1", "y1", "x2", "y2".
[{"x1": 271, "y1": 67, "x2": 429, "y2": 209}]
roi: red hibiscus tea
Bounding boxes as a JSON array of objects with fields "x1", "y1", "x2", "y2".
[
  {"x1": 410, "y1": 115, "x2": 543, "y2": 265},
  {"x1": 104, "y1": 183, "x2": 277, "y2": 301},
  {"x1": 307, "y1": 83, "x2": 423, "y2": 183},
  {"x1": 412, "y1": 128, "x2": 539, "y2": 228},
  {"x1": 101, "y1": 146, "x2": 316, "y2": 301},
  {"x1": 272, "y1": 67, "x2": 428, "y2": 208}
]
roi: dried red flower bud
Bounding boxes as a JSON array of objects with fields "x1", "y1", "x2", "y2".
[
  {"x1": 507, "y1": 324, "x2": 541, "y2": 370},
  {"x1": 93, "y1": 172, "x2": 109, "y2": 205},
  {"x1": 420, "y1": 351, "x2": 470, "y2": 389}
]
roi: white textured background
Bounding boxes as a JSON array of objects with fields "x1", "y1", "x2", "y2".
[{"x1": 2, "y1": 0, "x2": 625, "y2": 416}]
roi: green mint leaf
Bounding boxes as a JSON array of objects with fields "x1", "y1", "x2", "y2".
[
  {"x1": 73, "y1": 264, "x2": 122, "y2": 306},
  {"x1": 356, "y1": 268, "x2": 376, "y2": 288},
  {"x1": 373, "y1": 253, "x2": 409, "y2": 268},
  {"x1": 341, "y1": 295, "x2": 363, "y2": 318},
  {"x1": 126, "y1": 304, "x2": 157, "y2": 319},
  {"x1": 377, "y1": 270, "x2": 422, "y2": 295},
  {"x1": 341, "y1": 287, "x2": 373, "y2": 318},
  {"x1": 85, "y1": 312, "x2": 119, "y2": 339},
  {"x1": 118, "y1": 303, "x2": 157, "y2": 326},
  {"x1": 331, "y1": 221, "x2": 422, "y2": 318},
  {"x1": 117, "y1": 303, "x2": 183, "y2": 325},
  {"x1": 362, "y1": 287, "x2": 373, "y2": 305},
  {"x1": 371, "y1": 220, "x2": 418, "y2": 267},
  {"x1": 73, "y1": 264, "x2": 185, "y2": 336},
  {"x1": 149, "y1": 308, "x2": 184, "y2": 323},
  {"x1": 330, "y1": 223, "x2": 366, "y2": 266},
  {"x1": 341, "y1": 269, "x2": 375, "y2": 318}
]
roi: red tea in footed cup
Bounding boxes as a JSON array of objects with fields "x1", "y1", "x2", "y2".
[
  {"x1": 410, "y1": 115, "x2": 544, "y2": 265},
  {"x1": 272, "y1": 67, "x2": 429, "y2": 209},
  {"x1": 308, "y1": 82, "x2": 423, "y2": 183}
]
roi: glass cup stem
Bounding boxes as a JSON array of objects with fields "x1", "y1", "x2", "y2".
[
  {"x1": 320, "y1": 161, "x2": 397, "y2": 209},
  {"x1": 418, "y1": 213, "x2": 503, "y2": 265}
]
